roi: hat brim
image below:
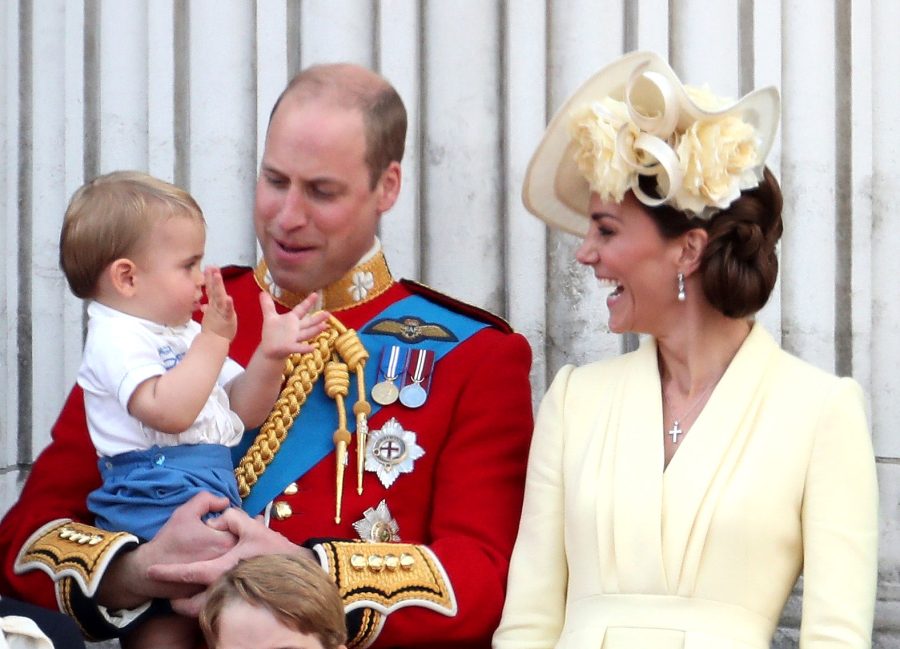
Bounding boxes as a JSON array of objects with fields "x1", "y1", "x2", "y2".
[{"x1": 522, "y1": 51, "x2": 780, "y2": 236}]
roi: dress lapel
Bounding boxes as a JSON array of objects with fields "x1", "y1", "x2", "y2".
[
  {"x1": 660, "y1": 324, "x2": 778, "y2": 593},
  {"x1": 610, "y1": 339, "x2": 668, "y2": 593}
]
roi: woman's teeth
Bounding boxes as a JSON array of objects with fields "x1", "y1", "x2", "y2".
[{"x1": 598, "y1": 278, "x2": 623, "y2": 296}]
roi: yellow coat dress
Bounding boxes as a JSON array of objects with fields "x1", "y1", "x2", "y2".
[{"x1": 493, "y1": 324, "x2": 878, "y2": 649}]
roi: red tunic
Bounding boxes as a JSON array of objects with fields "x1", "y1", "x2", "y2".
[{"x1": 0, "y1": 267, "x2": 534, "y2": 649}]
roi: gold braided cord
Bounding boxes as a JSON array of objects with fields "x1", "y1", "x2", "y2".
[
  {"x1": 334, "y1": 328, "x2": 369, "y2": 370},
  {"x1": 235, "y1": 322, "x2": 337, "y2": 498},
  {"x1": 332, "y1": 324, "x2": 373, "y2": 498},
  {"x1": 327, "y1": 359, "x2": 352, "y2": 524},
  {"x1": 234, "y1": 314, "x2": 372, "y2": 502}
]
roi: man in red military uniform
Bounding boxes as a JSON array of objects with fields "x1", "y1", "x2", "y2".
[{"x1": 0, "y1": 63, "x2": 533, "y2": 648}]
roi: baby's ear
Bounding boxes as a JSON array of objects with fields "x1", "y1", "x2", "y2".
[{"x1": 107, "y1": 258, "x2": 138, "y2": 296}]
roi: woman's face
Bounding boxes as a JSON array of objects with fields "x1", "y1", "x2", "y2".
[{"x1": 575, "y1": 192, "x2": 683, "y2": 335}]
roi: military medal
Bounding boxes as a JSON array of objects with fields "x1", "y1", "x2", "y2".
[
  {"x1": 352, "y1": 499, "x2": 401, "y2": 542},
  {"x1": 399, "y1": 349, "x2": 434, "y2": 409},
  {"x1": 365, "y1": 418, "x2": 425, "y2": 488},
  {"x1": 372, "y1": 345, "x2": 407, "y2": 405}
]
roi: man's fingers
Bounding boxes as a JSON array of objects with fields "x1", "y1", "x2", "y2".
[
  {"x1": 170, "y1": 591, "x2": 207, "y2": 618},
  {"x1": 178, "y1": 492, "x2": 232, "y2": 519},
  {"x1": 203, "y1": 507, "x2": 251, "y2": 535},
  {"x1": 148, "y1": 556, "x2": 230, "y2": 587}
]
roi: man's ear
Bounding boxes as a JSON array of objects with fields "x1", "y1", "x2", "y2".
[
  {"x1": 678, "y1": 228, "x2": 708, "y2": 276},
  {"x1": 375, "y1": 161, "x2": 402, "y2": 214},
  {"x1": 107, "y1": 258, "x2": 138, "y2": 297}
]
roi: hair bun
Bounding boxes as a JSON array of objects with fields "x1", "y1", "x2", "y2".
[{"x1": 699, "y1": 168, "x2": 783, "y2": 318}]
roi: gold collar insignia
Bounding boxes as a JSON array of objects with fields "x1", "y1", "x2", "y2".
[{"x1": 253, "y1": 249, "x2": 395, "y2": 312}]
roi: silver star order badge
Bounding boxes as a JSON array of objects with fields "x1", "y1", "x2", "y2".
[
  {"x1": 352, "y1": 499, "x2": 401, "y2": 542},
  {"x1": 365, "y1": 417, "x2": 425, "y2": 488}
]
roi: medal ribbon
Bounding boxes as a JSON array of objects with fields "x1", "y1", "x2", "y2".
[{"x1": 406, "y1": 349, "x2": 431, "y2": 386}]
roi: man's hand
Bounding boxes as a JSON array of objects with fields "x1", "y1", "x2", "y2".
[
  {"x1": 200, "y1": 267, "x2": 237, "y2": 341},
  {"x1": 147, "y1": 507, "x2": 315, "y2": 616},
  {"x1": 258, "y1": 292, "x2": 330, "y2": 360},
  {"x1": 96, "y1": 493, "x2": 237, "y2": 610}
]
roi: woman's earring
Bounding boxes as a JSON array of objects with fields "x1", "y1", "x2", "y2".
[{"x1": 677, "y1": 272, "x2": 686, "y2": 302}]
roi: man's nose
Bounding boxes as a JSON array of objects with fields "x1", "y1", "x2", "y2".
[{"x1": 276, "y1": 187, "x2": 310, "y2": 228}]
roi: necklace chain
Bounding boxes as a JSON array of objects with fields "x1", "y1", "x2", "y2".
[{"x1": 662, "y1": 375, "x2": 721, "y2": 444}]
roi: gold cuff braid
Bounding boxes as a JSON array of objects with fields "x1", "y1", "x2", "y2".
[
  {"x1": 347, "y1": 608, "x2": 384, "y2": 649},
  {"x1": 315, "y1": 541, "x2": 457, "y2": 617},
  {"x1": 14, "y1": 519, "x2": 138, "y2": 598}
]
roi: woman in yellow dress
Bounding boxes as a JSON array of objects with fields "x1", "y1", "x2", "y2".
[{"x1": 493, "y1": 51, "x2": 877, "y2": 649}]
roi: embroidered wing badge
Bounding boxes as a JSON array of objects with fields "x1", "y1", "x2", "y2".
[{"x1": 364, "y1": 316, "x2": 458, "y2": 343}]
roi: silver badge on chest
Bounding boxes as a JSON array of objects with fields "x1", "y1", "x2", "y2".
[
  {"x1": 365, "y1": 417, "x2": 425, "y2": 488},
  {"x1": 352, "y1": 499, "x2": 401, "y2": 542}
]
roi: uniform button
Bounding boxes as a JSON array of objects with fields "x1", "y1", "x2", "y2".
[
  {"x1": 283, "y1": 482, "x2": 299, "y2": 496},
  {"x1": 367, "y1": 555, "x2": 385, "y2": 572},
  {"x1": 384, "y1": 554, "x2": 400, "y2": 571},
  {"x1": 273, "y1": 501, "x2": 293, "y2": 520},
  {"x1": 350, "y1": 554, "x2": 366, "y2": 571},
  {"x1": 399, "y1": 553, "x2": 415, "y2": 570}
]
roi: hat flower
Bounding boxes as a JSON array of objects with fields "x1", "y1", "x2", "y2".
[{"x1": 567, "y1": 64, "x2": 763, "y2": 219}]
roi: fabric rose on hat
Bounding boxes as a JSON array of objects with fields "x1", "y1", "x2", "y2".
[
  {"x1": 568, "y1": 99, "x2": 640, "y2": 203},
  {"x1": 674, "y1": 115, "x2": 759, "y2": 215}
]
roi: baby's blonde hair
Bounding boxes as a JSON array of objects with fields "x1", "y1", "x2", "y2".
[{"x1": 59, "y1": 170, "x2": 204, "y2": 298}]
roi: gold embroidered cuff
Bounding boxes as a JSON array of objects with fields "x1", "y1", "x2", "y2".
[
  {"x1": 313, "y1": 541, "x2": 457, "y2": 617},
  {"x1": 14, "y1": 519, "x2": 139, "y2": 598},
  {"x1": 346, "y1": 607, "x2": 384, "y2": 649}
]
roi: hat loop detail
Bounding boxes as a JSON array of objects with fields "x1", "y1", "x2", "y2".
[{"x1": 624, "y1": 65, "x2": 680, "y2": 138}]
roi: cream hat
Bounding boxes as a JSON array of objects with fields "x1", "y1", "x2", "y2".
[{"x1": 522, "y1": 51, "x2": 780, "y2": 236}]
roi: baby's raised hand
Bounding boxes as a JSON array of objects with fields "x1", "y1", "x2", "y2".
[
  {"x1": 200, "y1": 267, "x2": 237, "y2": 341},
  {"x1": 259, "y1": 292, "x2": 330, "y2": 360}
]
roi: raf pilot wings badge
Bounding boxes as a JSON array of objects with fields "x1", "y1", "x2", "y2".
[{"x1": 364, "y1": 316, "x2": 459, "y2": 344}]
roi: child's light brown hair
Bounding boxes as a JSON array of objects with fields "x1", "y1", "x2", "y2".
[
  {"x1": 59, "y1": 170, "x2": 204, "y2": 299},
  {"x1": 200, "y1": 554, "x2": 347, "y2": 649}
]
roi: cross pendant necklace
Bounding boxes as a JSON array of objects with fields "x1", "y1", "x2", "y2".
[
  {"x1": 662, "y1": 375, "x2": 722, "y2": 445},
  {"x1": 668, "y1": 420, "x2": 684, "y2": 443}
]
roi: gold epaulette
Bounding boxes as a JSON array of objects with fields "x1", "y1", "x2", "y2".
[
  {"x1": 14, "y1": 519, "x2": 138, "y2": 597},
  {"x1": 313, "y1": 541, "x2": 457, "y2": 617}
]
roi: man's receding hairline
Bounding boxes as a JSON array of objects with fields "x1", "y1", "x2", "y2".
[{"x1": 273, "y1": 64, "x2": 392, "y2": 121}]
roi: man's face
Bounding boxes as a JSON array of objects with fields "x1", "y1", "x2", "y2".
[{"x1": 254, "y1": 95, "x2": 399, "y2": 296}]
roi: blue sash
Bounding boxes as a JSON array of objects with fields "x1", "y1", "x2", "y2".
[{"x1": 236, "y1": 294, "x2": 489, "y2": 515}]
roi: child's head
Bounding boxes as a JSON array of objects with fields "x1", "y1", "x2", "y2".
[
  {"x1": 200, "y1": 554, "x2": 347, "y2": 649},
  {"x1": 60, "y1": 170, "x2": 205, "y2": 300}
]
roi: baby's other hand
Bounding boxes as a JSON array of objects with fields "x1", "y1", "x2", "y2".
[
  {"x1": 200, "y1": 267, "x2": 237, "y2": 341},
  {"x1": 258, "y1": 292, "x2": 330, "y2": 360}
]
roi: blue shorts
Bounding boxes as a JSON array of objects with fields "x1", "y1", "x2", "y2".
[{"x1": 88, "y1": 443, "x2": 241, "y2": 540}]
